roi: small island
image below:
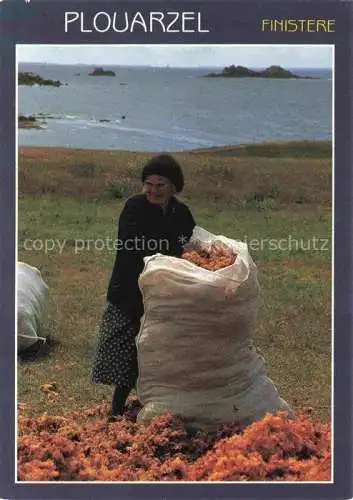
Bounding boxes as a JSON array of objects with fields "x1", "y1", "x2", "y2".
[
  {"x1": 205, "y1": 65, "x2": 316, "y2": 79},
  {"x1": 88, "y1": 67, "x2": 116, "y2": 77},
  {"x1": 18, "y1": 72, "x2": 63, "y2": 87}
]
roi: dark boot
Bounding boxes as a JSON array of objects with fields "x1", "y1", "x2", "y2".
[{"x1": 111, "y1": 385, "x2": 132, "y2": 417}]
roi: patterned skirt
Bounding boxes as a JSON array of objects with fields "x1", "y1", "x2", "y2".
[{"x1": 92, "y1": 302, "x2": 140, "y2": 387}]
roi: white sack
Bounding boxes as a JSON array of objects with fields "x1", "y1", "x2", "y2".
[
  {"x1": 136, "y1": 226, "x2": 292, "y2": 431},
  {"x1": 17, "y1": 262, "x2": 48, "y2": 352}
]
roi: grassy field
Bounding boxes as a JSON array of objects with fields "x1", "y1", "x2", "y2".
[{"x1": 17, "y1": 140, "x2": 332, "y2": 423}]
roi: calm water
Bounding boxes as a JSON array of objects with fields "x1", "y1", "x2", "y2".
[{"x1": 18, "y1": 63, "x2": 332, "y2": 152}]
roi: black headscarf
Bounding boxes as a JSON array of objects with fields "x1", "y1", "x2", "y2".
[{"x1": 141, "y1": 154, "x2": 185, "y2": 193}]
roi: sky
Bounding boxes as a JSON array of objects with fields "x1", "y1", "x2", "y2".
[{"x1": 17, "y1": 45, "x2": 333, "y2": 68}]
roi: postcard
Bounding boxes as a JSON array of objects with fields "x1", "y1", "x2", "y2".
[{"x1": 0, "y1": 0, "x2": 352, "y2": 498}]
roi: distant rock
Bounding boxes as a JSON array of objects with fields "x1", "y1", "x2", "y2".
[
  {"x1": 18, "y1": 72, "x2": 63, "y2": 87},
  {"x1": 205, "y1": 65, "x2": 316, "y2": 79},
  {"x1": 18, "y1": 114, "x2": 43, "y2": 129},
  {"x1": 88, "y1": 67, "x2": 116, "y2": 77},
  {"x1": 37, "y1": 112, "x2": 56, "y2": 119},
  {"x1": 18, "y1": 112, "x2": 61, "y2": 129}
]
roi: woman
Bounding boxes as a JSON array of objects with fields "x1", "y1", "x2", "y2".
[{"x1": 92, "y1": 154, "x2": 196, "y2": 417}]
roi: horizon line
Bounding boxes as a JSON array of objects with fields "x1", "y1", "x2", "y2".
[{"x1": 18, "y1": 62, "x2": 332, "y2": 69}]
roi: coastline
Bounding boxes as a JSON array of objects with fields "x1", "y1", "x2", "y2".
[{"x1": 18, "y1": 139, "x2": 332, "y2": 157}]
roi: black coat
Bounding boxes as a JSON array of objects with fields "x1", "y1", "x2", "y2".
[{"x1": 107, "y1": 194, "x2": 196, "y2": 322}]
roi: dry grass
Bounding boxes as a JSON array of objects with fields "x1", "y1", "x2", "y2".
[{"x1": 18, "y1": 144, "x2": 331, "y2": 207}]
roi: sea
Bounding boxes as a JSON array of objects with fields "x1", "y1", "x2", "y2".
[{"x1": 18, "y1": 63, "x2": 332, "y2": 152}]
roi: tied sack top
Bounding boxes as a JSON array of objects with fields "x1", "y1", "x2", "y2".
[{"x1": 107, "y1": 193, "x2": 196, "y2": 322}]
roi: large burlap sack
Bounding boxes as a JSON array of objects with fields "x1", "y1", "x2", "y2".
[
  {"x1": 17, "y1": 262, "x2": 48, "y2": 352},
  {"x1": 136, "y1": 226, "x2": 292, "y2": 431}
]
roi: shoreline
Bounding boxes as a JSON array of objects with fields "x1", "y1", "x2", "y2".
[{"x1": 18, "y1": 139, "x2": 332, "y2": 157}]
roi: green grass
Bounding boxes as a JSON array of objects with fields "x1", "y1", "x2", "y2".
[
  {"x1": 17, "y1": 141, "x2": 332, "y2": 423},
  {"x1": 189, "y1": 139, "x2": 332, "y2": 158}
]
